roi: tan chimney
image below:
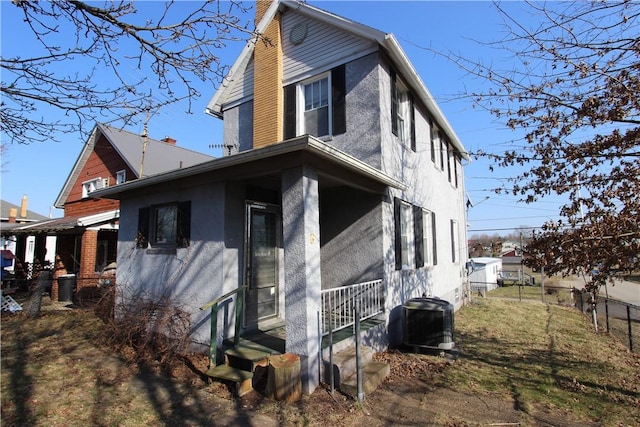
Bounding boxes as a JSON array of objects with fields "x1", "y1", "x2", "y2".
[
  {"x1": 161, "y1": 137, "x2": 177, "y2": 145},
  {"x1": 8, "y1": 208, "x2": 17, "y2": 223},
  {"x1": 253, "y1": 0, "x2": 283, "y2": 149},
  {"x1": 20, "y1": 194, "x2": 28, "y2": 218}
]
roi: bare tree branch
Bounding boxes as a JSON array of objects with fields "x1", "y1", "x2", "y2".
[
  {"x1": 440, "y1": 1, "x2": 640, "y2": 293},
  {"x1": 1, "y1": 0, "x2": 256, "y2": 144}
]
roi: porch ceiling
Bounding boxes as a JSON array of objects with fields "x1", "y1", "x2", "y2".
[{"x1": 92, "y1": 135, "x2": 407, "y2": 199}]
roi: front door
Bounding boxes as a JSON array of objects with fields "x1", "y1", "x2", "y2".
[{"x1": 244, "y1": 203, "x2": 280, "y2": 328}]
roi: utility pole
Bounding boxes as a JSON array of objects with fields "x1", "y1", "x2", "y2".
[{"x1": 139, "y1": 108, "x2": 150, "y2": 177}]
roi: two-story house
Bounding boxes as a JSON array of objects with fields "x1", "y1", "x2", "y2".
[
  {"x1": 4, "y1": 123, "x2": 213, "y2": 300},
  {"x1": 93, "y1": 0, "x2": 469, "y2": 394}
]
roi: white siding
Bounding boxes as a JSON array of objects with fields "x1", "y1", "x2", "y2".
[
  {"x1": 225, "y1": 58, "x2": 254, "y2": 107},
  {"x1": 282, "y1": 11, "x2": 377, "y2": 83}
]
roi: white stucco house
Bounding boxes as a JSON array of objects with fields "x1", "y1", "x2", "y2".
[{"x1": 93, "y1": 0, "x2": 470, "y2": 394}]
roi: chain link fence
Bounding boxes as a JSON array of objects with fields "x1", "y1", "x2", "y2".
[
  {"x1": 573, "y1": 289, "x2": 639, "y2": 353},
  {"x1": 483, "y1": 283, "x2": 638, "y2": 353}
]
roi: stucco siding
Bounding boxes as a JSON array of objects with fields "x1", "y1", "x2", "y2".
[
  {"x1": 116, "y1": 182, "x2": 229, "y2": 346},
  {"x1": 320, "y1": 187, "x2": 384, "y2": 288},
  {"x1": 330, "y1": 53, "x2": 382, "y2": 168},
  {"x1": 223, "y1": 100, "x2": 253, "y2": 154}
]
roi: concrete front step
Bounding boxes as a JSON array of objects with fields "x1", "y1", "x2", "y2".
[
  {"x1": 339, "y1": 361, "x2": 390, "y2": 397},
  {"x1": 323, "y1": 345, "x2": 374, "y2": 386}
]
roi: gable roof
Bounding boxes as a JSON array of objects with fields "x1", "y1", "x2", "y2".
[
  {"x1": 54, "y1": 123, "x2": 214, "y2": 208},
  {"x1": 206, "y1": 0, "x2": 468, "y2": 160},
  {"x1": 0, "y1": 199, "x2": 49, "y2": 222}
]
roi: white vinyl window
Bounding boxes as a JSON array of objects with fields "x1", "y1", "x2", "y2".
[
  {"x1": 116, "y1": 170, "x2": 126, "y2": 185},
  {"x1": 82, "y1": 177, "x2": 106, "y2": 198},
  {"x1": 400, "y1": 201, "x2": 414, "y2": 269},
  {"x1": 300, "y1": 74, "x2": 330, "y2": 137},
  {"x1": 396, "y1": 80, "x2": 411, "y2": 144},
  {"x1": 450, "y1": 219, "x2": 459, "y2": 263},
  {"x1": 423, "y1": 209, "x2": 434, "y2": 266}
]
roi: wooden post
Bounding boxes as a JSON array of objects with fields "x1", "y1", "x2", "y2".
[{"x1": 266, "y1": 353, "x2": 302, "y2": 402}]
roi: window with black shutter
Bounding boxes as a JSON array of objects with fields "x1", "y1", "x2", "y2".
[
  {"x1": 283, "y1": 65, "x2": 346, "y2": 139},
  {"x1": 390, "y1": 70, "x2": 415, "y2": 149},
  {"x1": 137, "y1": 202, "x2": 191, "y2": 249}
]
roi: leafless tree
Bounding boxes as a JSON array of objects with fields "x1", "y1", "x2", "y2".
[
  {"x1": 1, "y1": 0, "x2": 255, "y2": 144},
  {"x1": 452, "y1": 1, "x2": 639, "y2": 301}
]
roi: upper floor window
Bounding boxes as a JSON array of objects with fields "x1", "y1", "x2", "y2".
[
  {"x1": 82, "y1": 177, "x2": 107, "y2": 198},
  {"x1": 116, "y1": 170, "x2": 126, "y2": 185},
  {"x1": 284, "y1": 65, "x2": 346, "y2": 140},
  {"x1": 391, "y1": 71, "x2": 415, "y2": 150},
  {"x1": 301, "y1": 74, "x2": 330, "y2": 137},
  {"x1": 430, "y1": 120, "x2": 437, "y2": 163},
  {"x1": 446, "y1": 142, "x2": 452, "y2": 183},
  {"x1": 454, "y1": 154, "x2": 460, "y2": 188}
]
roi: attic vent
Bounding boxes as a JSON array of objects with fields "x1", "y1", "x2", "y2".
[{"x1": 289, "y1": 22, "x2": 307, "y2": 45}]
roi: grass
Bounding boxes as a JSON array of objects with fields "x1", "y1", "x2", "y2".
[
  {"x1": 447, "y1": 299, "x2": 640, "y2": 426},
  {"x1": 488, "y1": 276, "x2": 574, "y2": 305},
  {"x1": 2, "y1": 298, "x2": 639, "y2": 426}
]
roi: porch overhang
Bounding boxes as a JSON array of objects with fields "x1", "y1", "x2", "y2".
[
  {"x1": 1, "y1": 210, "x2": 119, "y2": 235},
  {"x1": 91, "y1": 135, "x2": 407, "y2": 200}
]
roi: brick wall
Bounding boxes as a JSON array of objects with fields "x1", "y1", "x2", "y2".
[
  {"x1": 79, "y1": 230, "x2": 99, "y2": 281},
  {"x1": 64, "y1": 198, "x2": 119, "y2": 218}
]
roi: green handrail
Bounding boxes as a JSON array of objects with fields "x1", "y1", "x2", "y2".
[{"x1": 199, "y1": 285, "x2": 247, "y2": 368}]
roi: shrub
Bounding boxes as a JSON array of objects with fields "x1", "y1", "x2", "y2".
[{"x1": 100, "y1": 292, "x2": 191, "y2": 373}]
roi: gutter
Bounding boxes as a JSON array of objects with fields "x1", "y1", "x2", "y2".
[{"x1": 91, "y1": 135, "x2": 406, "y2": 200}]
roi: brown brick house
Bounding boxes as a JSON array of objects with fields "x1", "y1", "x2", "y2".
[{"x1": 4, "y1": 123, "x2": 213, "y2": 300}]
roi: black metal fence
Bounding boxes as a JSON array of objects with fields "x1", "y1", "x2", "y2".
[
  {"x1": 573, "y1": 289, "x2": 639, "y2": 353},
  {"x1": 484, "y1": 283, "x2": 639, "y2": 354}
]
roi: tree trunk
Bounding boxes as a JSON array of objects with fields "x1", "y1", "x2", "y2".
[{"x1": 266, "y1": 353, "x2": 301, "y2": 402}]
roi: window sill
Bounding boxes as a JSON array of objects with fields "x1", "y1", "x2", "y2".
[{"x1": 146, "y1": 247, "x2": 177, "y2": 255}]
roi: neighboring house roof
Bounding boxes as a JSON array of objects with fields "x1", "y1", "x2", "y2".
[
  {"x1": 1, "y1": 210, "x2": 119, "y2": 235},
  {"x1": 470, "y1": 257, "x2": 502, "y2": 266},
  {"x1": 0, "y1": 199, "x2": 49, "y2": 222},
  {"x1": 205, "y1": 0, "x2": 469, "y2": 160},
  {"x1": 54, "y1": 123, "x2": 215, "y2": 208},
  {"x1": 92, "y1": 135, "x2": 406, "y2": 200}
]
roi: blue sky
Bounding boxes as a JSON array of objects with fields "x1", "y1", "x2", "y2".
[{"x1": 1, "y1": 1, "x2": 566, "y2": 235}]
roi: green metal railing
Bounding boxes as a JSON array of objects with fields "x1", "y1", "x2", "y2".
[{"x1": 199, "y1": 285, "x2": 247, "y2": 368}]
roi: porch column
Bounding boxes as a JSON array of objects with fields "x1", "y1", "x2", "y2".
[
  {"x1": 79, "y1": 229, "x2": 99, "y2": 289},
  {"x1": 281, "y1": 165, "x2": 321, "y2": 394}
]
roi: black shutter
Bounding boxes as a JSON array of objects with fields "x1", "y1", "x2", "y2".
[
  {"x1": 410, "y1": 94, "x2": 416, "y2": 151},
  {"x1": 413, "y1": 205, "x2": 424, "y2": 268},
  {"x1": 137, "y1": 207, "x2": 150, "y2": 249},
  {"x1": 176, "y1": 201, "x2": 191, "y2": 248},
  {"x1": 430, "y1": 118, "x2": 436, "y2": 162},
  {"x1": 394, "y1": 197, "x2": 402, "y2": 270},
  {"x1": 454, "y1": 154, "x2": 459, "y2": 188},
  {"x1": 332, "y1": 65, "x2": 346, "y2": 135},
  {"x1": 431, "y1": 211, "x2": 438, "y2": 265},
  {"x1": 284, "y1": 84, "x2": 296, "y2": 140},
  {"x1": 390, "y1": 70, "x2": 398, "y2": 136}
]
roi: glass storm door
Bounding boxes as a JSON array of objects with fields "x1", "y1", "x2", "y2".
[{"x1": 244, "y1": 203, "x2": 279, "y2": 327}]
